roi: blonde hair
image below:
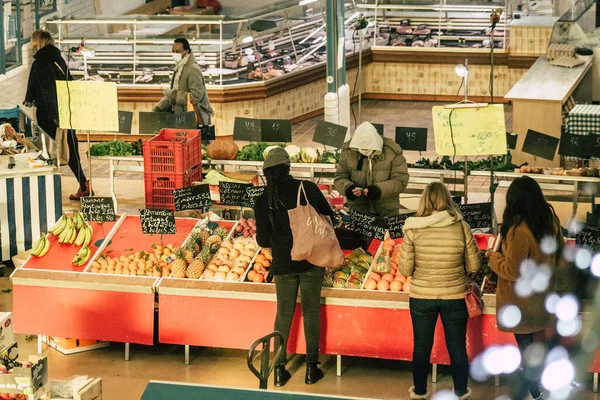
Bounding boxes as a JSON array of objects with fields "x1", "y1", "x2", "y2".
[
  {"x1": 31, "y1": 30, "x2": 54, "y2": 53},
  {"x1": 416, "y1": 182, "x2": 461, "y2": 219}
]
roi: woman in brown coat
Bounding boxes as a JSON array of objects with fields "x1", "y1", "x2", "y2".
[
  {"x1": 486, "y1": 176, "x2": 564, "y2": 400},
  {"x1": 401, "y1": 182, "x2": 481, "y2": 400}
]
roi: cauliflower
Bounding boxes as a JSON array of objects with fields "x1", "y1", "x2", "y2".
[
  {"x1": 300, "y1": 147, "x2": 319, "y2": 163},
  {"x1": 285, "y1": 145, "x2": 301, "y2": 163}
]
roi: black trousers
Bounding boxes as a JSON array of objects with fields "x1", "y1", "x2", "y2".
[
  {"x1": 37, "y1": 114, "x2": 87, "y2": 190},
  {"x1": 410, "y1": 298, "x2": 469, "y2": 396},
  {"x1": 274, "y1": 266, "x2": 324, "y2": 366},
  {"x1": 514, "y1": 333, "x2": 543, "y2": 400}
]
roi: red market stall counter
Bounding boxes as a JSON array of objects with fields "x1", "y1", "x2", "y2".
[
  {"x1": 157, "y1": 278, "x2": 514, "y2": 375},
  {"x1": 11, "y1": 269, "x2": 158, "y2": 357}
]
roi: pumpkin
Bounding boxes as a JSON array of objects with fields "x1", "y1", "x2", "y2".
[{"x1": 206, "y1": 140, "x2": 239, "y2": 160}]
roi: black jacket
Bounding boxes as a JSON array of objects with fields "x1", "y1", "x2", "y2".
[
  {"x1": 25, "y1": 45, "x2": 71, "y2": 126},
  {"x1": 254, "y1": 175, "x2": 333, "y2": 275}
]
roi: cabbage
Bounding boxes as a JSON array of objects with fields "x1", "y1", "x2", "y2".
[
  {"x1": 285, "y1": 145, "x2": 301, "y2": 162},
  {"x1": 262, "y1": 145, "x2": 281, "y2": 160},
  {"x1": 300, "y1": 147, "x2": 319, "y2": 163}
]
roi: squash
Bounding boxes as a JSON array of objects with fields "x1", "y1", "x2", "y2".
[{"x1": 206, "y1": 140, "x2": 239, "y2": 160}]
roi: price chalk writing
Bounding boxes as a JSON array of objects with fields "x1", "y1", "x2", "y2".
[
  {"x1": 219, "y1": 181, "x2": 252, "y2": 207},
  {"x1": 559, "y1": 132, "x2": 585, "y2": 158},
  {"x1": 261, "y1": 119, "x2": 292, "y2": 142},
  {"x1": 585, "y1": 133, "x2": 600, "y2": 159},
  {"x1": 349, "y1": 210, "x2": 386, "y2": 240},
  {"x1": 459, "y1": 203, "x2": 492, "y2": 230},
  {"x1": 522, "y1": 129, "x2": 559, "y2": 161},
  {"x1": 139, "y1": 112, "x2": 168, "y2": 135},
  {"x1": 139, "y1": 209, "x2": 176, "y2": 235},
  {"x1": 166, "y1": 112, "x2": 197, "y2": 129},
  {"x1": 81, "y1": 197, "x2": 116, "y2": 223},
  {"x1": 244, "y1": 186, "x2": 266, "y2": 208},
  {"x1": 118, "y1": 110, "x2": 133, "y2": 134},
  {"x1": 56, "y1": 81, "x2": 119, "y2": 131},
  {"x1": 395, "y1": 127, "x2": 428, "y2": 152},
  {"x1": 576, "y1": 225, "x2": 600, "y2": 250},
  {"x1": 173, "y1": 184, "x2": 211, "y2": 212},
  {"x1": 386, "y1": 212, "x2": 416, "y2": 239},
  {"x1": 233, "y1": 117, "x2": 261, "y2": 141},
  {"x1": 313, "y1": 120, "x2": 347, "y2": 149}
]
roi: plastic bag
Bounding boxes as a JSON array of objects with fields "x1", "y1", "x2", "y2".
[
  {"x1": 50, "y1": 375, "x2": 89, "y2": 399},
  {"x1": 372, "y1": 251, "x2": 390, "y2": 274}
]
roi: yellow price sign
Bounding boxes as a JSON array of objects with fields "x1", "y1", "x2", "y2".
[
  {"x1": 56, "y1": 81, "x2": 119, "y2": 131},
  {"x1": 432, "y1": 104, "x2": 507, "y2": 156}
]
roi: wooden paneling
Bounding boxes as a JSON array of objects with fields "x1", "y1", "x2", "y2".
[{"x1": 510, "y1": 26, "x2": 553, "y2": 56}]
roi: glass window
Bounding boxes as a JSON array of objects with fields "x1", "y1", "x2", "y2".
[
  {"x1": 1, "y1": 0, "x2": 23, "y2": 74},
  {"x1": 35, "y1": 0, "x2": 56, "y2": 28}
]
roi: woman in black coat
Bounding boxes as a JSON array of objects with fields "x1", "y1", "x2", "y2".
[
  {"x1": 24, "y1": 30, "x2": 89, "y2": 200},
  {"x1": 254, "y1": 147, "x2": 332, "y2": 387}
]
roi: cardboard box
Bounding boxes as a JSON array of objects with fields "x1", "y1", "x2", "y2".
[
  {"x1": 76, "y1": 378, "x2": 102, "y2": 400},
  {"x1": 0, "y1": 356, "x2": 48, "y2": 396},
  {"x1": 0, "y1": 342, "x2": 18, "y2": 361},
  {"x1": 43, "y1": 337, "x2": 108, "y2": 355},
  {"x1": 0, "y1": 313, "x2": 15, "y2": 354}
]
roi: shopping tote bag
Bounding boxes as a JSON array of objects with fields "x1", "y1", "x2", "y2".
[{"x1": 288, "y1": 182, "x2": 344, "y2": 268}]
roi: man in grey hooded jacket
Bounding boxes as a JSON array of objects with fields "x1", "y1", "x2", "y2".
[
  {"x1": 153, "y1": 38, "x2": 214, "y2": 125},
  {"x1": 334, "y1": 122, "x2": 409, "y2": 216}
]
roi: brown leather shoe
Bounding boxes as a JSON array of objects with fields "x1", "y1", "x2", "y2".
[{"x1": 69, "y1": 181, "x2": 91, "y2": 201}]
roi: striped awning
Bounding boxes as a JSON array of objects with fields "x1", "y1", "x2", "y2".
[{"x1": 0, "y1": 174, "x2": 62, "y2": 261}]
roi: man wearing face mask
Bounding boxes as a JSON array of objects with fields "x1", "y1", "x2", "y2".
[
  {"x1": 334, "y1": 122, "x2": 409, "y2": 217},
  {"x1": 153, "y1": 38, "x2": 214, "y2": 125}
]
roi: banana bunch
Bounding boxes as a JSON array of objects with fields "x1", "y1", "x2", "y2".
[
  {"x1": 31, "y1": 233, "x2": 50, "y2": 257},
  {"x1": 57, "y1": 218, "x2": 77, "y2": 244},
  {"x1": 74, "y1": 223, "x2": 93, "y2": 247},
  {"x1": 72, "y1": 245, "x2": 91, "y2": 266},
  {"x1": 49, "y1": 214, "x2": 69, "y2": 236},
  {"x1": 72, "y1": 211, "x2": 86, "y2": 231}
]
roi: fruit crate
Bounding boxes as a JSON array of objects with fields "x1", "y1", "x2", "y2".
[
  {"x1": 144, "y1": 164, "x2": 203, "y2": 210},
  {"x1": 143, "y1": 128, "x2": 201, "y2": 175},
  {"x1": 362, "y1": 236, "x2": 409, "y2": 292}
]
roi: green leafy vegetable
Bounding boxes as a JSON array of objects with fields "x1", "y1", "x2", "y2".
[{"x1": 89, "y1": 140, "x2": 140, "y2": 157}]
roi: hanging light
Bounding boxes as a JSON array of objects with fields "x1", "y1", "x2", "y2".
[{"x1": 455, "y1": 64, "x2": 468, "y2": 77}]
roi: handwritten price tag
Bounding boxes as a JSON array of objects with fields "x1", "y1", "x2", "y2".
[
  {"x1": 395, "y1": 127, "x2": 428, "y2": 151},
  {"x1": 261, "y1": 119, "x2": 292, "y2": 142},
  {"x1": 233, "y1": 117, "x2": 261, "y2": 141},
  {"x1": 173, "y1": 185, "x2": 211, "y2": 211},
  {"x1": 243, "y1": 186, "x2": 266, "y2": 208},
  {"x1": 559, "y1": 131, "x2": 586, "y2": 158},
  {"x1": 459, "y1": 203, "x2": 492, "y2": 230},
  {"x1": 522, "y1": 129, "x2": 559, "y2": 161},
  {"x1": 139, "y1": 209, "x2": 176, "y2": 235},
  {"x1": 219, "y1": 181, "x2": 252, "y2": 207},
  {"x1": 349, "y1": 210, "x2": 386, "y2": 240},
  {"x1": 385, "y1": 212, "x2": 416, "y2": 239},
  {"x1": 81, "y1": 197, "x2": 116, "y2": 222},
  {"x1": 313, "y1": 120, "x2": 347, "y2": 149}
]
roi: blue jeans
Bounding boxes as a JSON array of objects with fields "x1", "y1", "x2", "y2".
[
  {"x1": 410, "y1": 298, "x2": 469, "y2": 396},
  {"x1": 274, "y1": 266, "x2": 324, "y2": 366}
]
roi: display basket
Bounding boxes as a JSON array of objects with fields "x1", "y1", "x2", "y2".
[
  {"x1": 143, "y1": 128, "x2": 201, "y2": 175},
  {"x1": 144, "y1": 164, "x2": 203, "y2": 210}
]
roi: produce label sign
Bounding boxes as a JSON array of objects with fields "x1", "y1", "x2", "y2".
[
  {"x1": 386, "y1": 212, "x2": 416, "y2": 239},
  {"x1": 173, "y1": 184, "x2": 211, "y2": 212},
  {"x1": 139, "y1": 112, "x2": 168, "y2": 135},
  {"x1": 395, "y1": 127, "x2": 428, "y2": 152},
  {"x1": 166, "y1": 112, "x2": 197, "y2": 129},
  {"x1": 372, "y1": 123, "x2": 384, "y2": 136},
  {"x1": 576, "y1": 225, "x2": 600, "y2": 250},
  {"x1": 118, "y1": 110, "x2": 133, "y2": 134},
  {"x1": 139, "y1": 209, "x2": 176, "y2": 235},
  {"x1": 233, "y1": 117, "x2": 261, "y2": 141},
  {"x1": 432, "y1": 104, "x2": 507, "y2": 156},
  {"x1": 459, "y1": 202, "x2": 492, "y2": 230},
  {"x1": 522, "y1": 129, "x2": 559, "y2": 161},
  {"x1": 200, "y1": 125, "x2": 216, "y2": 141},
  {"x1": 56, "y1": 81, "x2": 119, "y2": 131},
  {"x1": 243, "y1": 186, "x2": 266, "y2": 208},
  {"x1": 559, "y1": 131, "x2": 586, "y2": 158},
  {"x1": 349, "y1": 210, "x2": 386, "y2": 240},
  {"x1": 585, "y1": 133, "x2": 600, "y2": 159},
  {"x1": 506, "y1": 133, "x2": 518, "y2": 150},
  {"x1": 219, "y1": 181, "x2": 252, "y2": 207},
  {"x1": 261, "y1": 120, "x2": 292, "y2": 143},
  {"x1": 81, "y1": 197, "x2": 116, "y2": 222},
  {"x1": 313, "y1": 120, "x2": 348, "y2": 149}
]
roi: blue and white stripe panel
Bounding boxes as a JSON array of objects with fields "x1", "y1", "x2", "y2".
[{"x1": 0, "y1": 174, "x2": 62, "y2": 261}]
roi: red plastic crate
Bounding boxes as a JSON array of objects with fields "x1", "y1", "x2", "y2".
[
  {"x1": 143, "y1": 128, "x2": 201, "y2": 175},
  {"x1": 144, "y1": 164, "x2": 203, "y2": 210}
]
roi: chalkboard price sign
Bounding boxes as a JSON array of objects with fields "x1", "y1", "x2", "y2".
[
  {"x1": 506, "y1": 133, "x2": 518, "y2": 150},
  {"x1": 139, "y1": 209, "x2": 176, "y2": 235},
  {"x1": 313, "y1": 120, "x2": 348, "y2": 149},
  {"x1": 166, "y1": 112, "x2": 197, "y2": 129},
  {"x1": 395, "y1": 127, "x2": 428, "y2": 152},
  {"x1": 81, "y1": 197, "x2": 116, "y2": 222},
  {"x1": 349, "y1": 210, "x2": 386, "y2": 240},
  {"x1": 576, "y1": 225, "x2": 600, "y2": 250},
  {"x1": 118, "y1": 110, "x2": 133, "y2": 134},
  {"x1": 219, "y1": 181, "x2": 252, "y2": 207},
  {"x1": 386, "y1": 212, "x2": 416, "y2": 239},
  {"x1": 261, "y1": 119, "x2": 292, "y2": 142},
  {"x1": 139, "y1": 112, "x2": 168, "y2": 135},
  {"x1": 585, "y1": 133, "x2": 600, "y2": 159},
  {"x1": 173, "y1": 184, "x2": 212, "y2": 212},
  {"x1": 233, "y1": 117, "x2": 261, "y2": 141},
  {"x1": 459, "y1": 202, "x2": 492, "y2": 229},
  {"x1": 200, "y1": 125, "x2": 216, "y2": 141},
  {"x1": 522, "y1": 129, "x2": 559, "y2": 161},
  {"x1": 559, "y1": 132, "x2": 585, "y2": 158},
  {"x1": 244, "y1": 186, "x2": 266, "y2": 208},
  {"x1": 372, "y1": 123, "x2": 384, "y2": 136},
  {"x1": 452, "y1": 196, "x2": 462, "y2": 207}
]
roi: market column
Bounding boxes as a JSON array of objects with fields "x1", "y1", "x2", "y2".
[{"x1": 325, "y1": 0, "x2": 350, "y2": 139}]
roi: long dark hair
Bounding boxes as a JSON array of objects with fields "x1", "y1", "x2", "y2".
[
  {"x1": 500, "y1": 176, "x2": 555, "y2": 242},
  {"x1": 264, "y1": 164, "x2": 290, "y2": 212}
]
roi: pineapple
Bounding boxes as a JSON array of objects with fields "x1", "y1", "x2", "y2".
[
  {"x1": 186, "y1": 256, "x2": 205, "y2": 279},
  {"x1": 198, "y1": 245, "x2": 214, "y2": 263},
  {"x1": 199, "y1": 230, "x2": 211, "y2": 245},
  {"x1": 171, "y1": 248, "x2": 188, "y2": 278},
  {"x1": 214, "y1": 226, "x2": 229, "y2": 239},
  {"x1": 205, "y1": 234, "x2": 222, "y2": 251},
  {"x1": 187, "y1": 232, "x2": 203, "y2": 253}
]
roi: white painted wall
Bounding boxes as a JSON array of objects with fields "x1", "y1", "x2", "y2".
[{"x1": 98, "y1": 0, "x2": 146, "y2": 16}]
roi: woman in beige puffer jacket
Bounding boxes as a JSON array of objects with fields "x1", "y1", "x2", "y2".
[{"x1": 400, "y1": 182, "x2": 481, "y2": 400}]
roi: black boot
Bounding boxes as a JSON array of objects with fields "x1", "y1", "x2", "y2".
[
  {"x1": 305, "y1": 362, "x2": 324, "y2": 385},
  {"x1": 274, "y1": 365, "x2": 291, "y2": 387}
]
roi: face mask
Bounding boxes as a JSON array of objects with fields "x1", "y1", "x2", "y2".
[
  {"x1": 358, "y1": 149, "x2": 373, "y2": 157},
  {"x1": 172, "y1": 53, "x2": 182, "y2": 63}
]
